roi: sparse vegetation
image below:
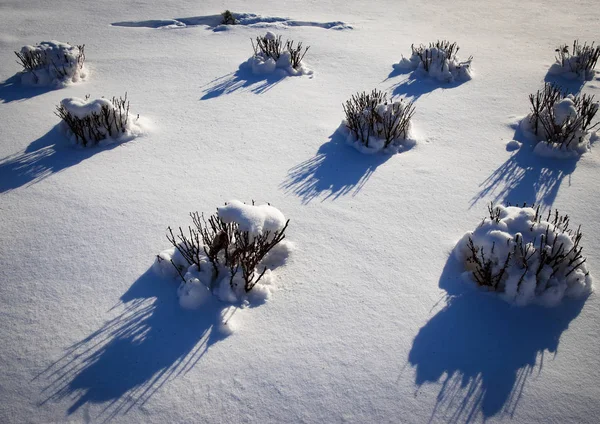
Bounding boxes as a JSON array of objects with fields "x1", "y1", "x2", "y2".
[
  {"x1": 221, "y1": 10, "x2": 237, "y2": 25},
  {"x1": 251, "y1": 33, "x2": 310, "y2": 69},
  {"x1": 554, "y1": 40, "x2": 600, "y2": 80}
]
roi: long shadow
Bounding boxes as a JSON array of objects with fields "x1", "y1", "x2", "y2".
[
  {"x1": 280, "y1": 128, "x2": 394, "y2": 203},
  {"x1": 0, "y1": 74, "x2": 56, "y2": 103},
  {"x1": 544, "y1": 71, "x2": 585, "y2": 95},
  {"x1": 0, "y1": 125, "x2": 109, "y2": 193},
  {"x1": 38, "y1": 267, "x2": 233, "y2": 422},
  {"x1": 471, "y1": 121, "x2": 577, "y2": 208},
  {"x1": 408, "y1": 254, "x2": 587, "y2": 423},
  {"x1": 386, "y1": 67, "x2": 469, "y2": 100},
  {"x1": 200, "y1": 64, "x2": 285, "y2": 100}
]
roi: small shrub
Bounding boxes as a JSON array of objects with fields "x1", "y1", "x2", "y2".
[
  {"x1": 14, "y1": 41, "x2": 86, "y2": 86},
  {"x1": 164, "y1": 201, "x2": 290, "y2": 294},
  {"x1": 221, "y1": 10, "x2": 237, "y2": 25},
  {"x1": 342, "y1": 89, "x2": 415, "y2": 150},
  {"x1": 251, "y1": 32, "x2": 310, "y2": 70},
  {"x1": 552, "y1": 40, "x2": 600, "y2": 81},
  {"x1": 395, "y1": 40, "x2": 472, "y2": 82},
  {"x1": 456, "y1": 203, "x2": 593, "y2": 306},
  {"x1": 55, "y1": 94, "x2": 135, "y2": 146},
  {"x1": 527, "y1": 83, "x2": 599, "y2": 150}
]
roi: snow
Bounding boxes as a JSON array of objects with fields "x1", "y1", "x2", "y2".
[
  {"x1": 60, "y1": 97, "x2": 114, "y2": 119},
  {"x1": 244, "y1": 32, "x2": 313, "y2": 77},
  {"x1": 455, "y1": 204, "x2": 593, "y2": 306},
  {"x1": 218, "y1": 199, "x2": 287, "y2": 237},
  {"x1": 393, "y1": 42, "x2": 473, "y2": 83},
  {"x1": 17, "y1": 40, "x2": 87, "y2": 87},
  {"x1": 1, "y1": 0, "x2": 600, "y2": 423}
]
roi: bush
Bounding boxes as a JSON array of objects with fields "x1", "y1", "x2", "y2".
[
  {"x1": 342, "y1": 89, "x2": 415, "y2": 152},
  {"x1": 161, "y1": 201, "x2": 290, "y2": 297},
  {"x1": 55, "y1": 94, "x2": 136, "y2": 146},
  {"x1": 250, "y1": 32, "x2": 310, "y2": 70},
  {"x1": 526, "y1": 83, "x2": 599, "y2": 152},
  {"x1": 394, "y1": 40, "x2": 472, "y2": 82},
  {"x1": 221, "y1": 10, "x2": 237, "y2": 25},
  {"x1": 550, "y1": 40, "x2": 600, "y2": 81},
  {"x1": 14, "y1": 41, "x2": 86, "y2": 86},
  {"x1": 455, "y1": 203, "x2": 593, "y2": 306}
]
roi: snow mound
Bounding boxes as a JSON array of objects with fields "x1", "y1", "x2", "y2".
[
  {"x1": 520, "y1": 87, "x2": 599, "y2": 158},
  {"x1": 155, "y1": 202, "x2": 292, "y2": 309},
  {"x1": 243, "y1": 32, "x2": 313, "y2": 77},
  {"x1": 548, "y1": 40, "x2": 600, "y2": 81},
  {"x1": 57, "y1": 95, "x2": 146, "y2": 146},
  {"x1": 16, "y1": 41, "x2": 87, "y2": 87},
  {"x1": 394, "y1": 41, "x2": 472, "y2": 83},
  {"x1": 455, "y1": 204, "x2": 593, "y2": 306}
]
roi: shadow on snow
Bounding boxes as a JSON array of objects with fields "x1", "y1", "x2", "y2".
[
  {"x1": 408, "y1": 254, "x2": 587, "y2": 423},
  {"x1": 471, "y1": 121, "x2": 577, "y2": 208},
  {"x1": 38, "y1": 267, "x2": 234, "y2": 422},
  {"x1": 200, "y1": 64, "x2": 285, "y2": 99},
  {"x1": 0, "y1": 74, "x2": 56, "y2": 103},
  {"x1": 385, "y1": 66, "x2": 469, "y2": 100},
  {"x1": 280, "y1": 128, "x2": 393, "y2": 203}
]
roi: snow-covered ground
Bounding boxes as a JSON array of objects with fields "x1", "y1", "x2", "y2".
[{"x1": 1, "y1": 1, "x2": 600, "y2": 423}]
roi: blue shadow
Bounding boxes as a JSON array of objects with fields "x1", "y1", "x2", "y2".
[
  {"x1": 471, "y1": 121, "x2": 577, "y2": 208},
  {"x1": 386, "y1": 66, "x2": 469, "y2": 100},
  {"x1": 280, "y1": 128, "x2": 393, "y2": 203},
  {"x1": 200, "y1": 63, "x2": 286, "y2": 99},
  {"x1": 39, "y1": 267, "x2": 232, "y2": 421},
  {"x1": 408, "y1": 254, "x2": 587, "y2": 423},
  {"x1": 544, "y1": 72, "x2": 585, "y2": 95},
  {"x1": 0, "y1": 74, "x2": 56, "y2": 103},
  {"x1": 0, "y1": 125, "x2": 105, "y2": 194}
]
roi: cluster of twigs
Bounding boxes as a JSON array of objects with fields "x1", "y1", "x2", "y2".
[
  {"x1": 411, "y1": 40, "x2": 462, "y2": 72},
  {"x1": 165, "y1": 206, "x2": 289, "y2": 293},
  {"x1": 467, "y1": 203, "x2": 588, "y2": 291},
  {"x1": 555, "y1": 40, "x2": 600, "y2": 75},
  {"x1": 15, "y1": 44, "x2": 85, "y2": 82},
  {"x1": 220, "y1": 10, "x2": 237, "y2": 25},
  {"x1": 251, "y1": 34, "x2": 310, "y2": 69},
  {"x1": 343, "y1": 89, "x2": 415, "y2": 148},
  {"x1": 55, "y1": 94, "x2": 131, "y2": 146},
  {"x1": 528, "y1": 83, "x2": 599, "y2": 147}
]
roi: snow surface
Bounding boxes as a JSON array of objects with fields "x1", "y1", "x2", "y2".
[
  {"x1": 455, "y1": 204, "x2": 593, "y2": 306},
  {"x1": 1, "y1": 0, "x2": 600, "y2": 423},
  {"x1": 17, "y1": 40, "x2": 87, "y2": 87}
]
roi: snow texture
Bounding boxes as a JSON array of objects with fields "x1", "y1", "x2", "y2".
[
  {"x1": 455, "y1": 205, "x2": 593, "y2": 306},
  {"x1": 155, "y1": 201, "x2": 291, "y2": 309},
  {"x1": 394, "y1": 43, "x2": 472, "y2": 83},
  {"x1": 17, "y1": 41, "x2": 86, "y2": 87},
  {"x1": 58, "y1": 96, "x2": 146, "y2": 146}
]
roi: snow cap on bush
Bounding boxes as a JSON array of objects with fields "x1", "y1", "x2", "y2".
[
  {"x1": 548, "y1": 40, "x2": 600, "y2": 81},
  {"x1": 15, "y1": 40, "x2": 86, "y2": 86},
  {"x1": 455, "y1": 204, "x2": 593, "y2": 307}
]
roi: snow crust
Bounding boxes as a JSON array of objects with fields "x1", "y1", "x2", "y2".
[
  {"x1": 455, "y1": 205, "x2": 593, "y2": 306},
  {"x1": 154, "y1": 201, "x2": 291, "y2": 309},
  {"x1": 394, "y1": 45, "x2": 472, "y2": 83},
  {"x1": 17, "y1": 41, "x2": 87, "y2": 87}
]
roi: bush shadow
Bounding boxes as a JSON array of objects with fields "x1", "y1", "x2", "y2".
[
  {"x1": 280, "y1": 128, "x2": 394, "y2": 203},
  {"x1": 200, "y1": 64, "x2": 285, "y2": 99},
  {"x1": 38, "y1": 267, "x2": 234, "y2": 422},
  {"x1": 386, "y1": 67, "x2": 469, "y2": 100},
  {"x1": 0, "y1": 125, "x2": 108, "y2": 194},
  {"x1": 0, "y1": 74, "x2": 56, "y2": 103},
  {"x1": 543, "y1": 72, "x2": 585, "y2": 95},
  {"x1": 471, "y1": 121, "x2": 577, "y2": 208},
  {"x1": 408, "y1": 254, "x2": 587, "y2": 423}
]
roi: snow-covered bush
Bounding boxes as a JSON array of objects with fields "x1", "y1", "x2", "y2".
[
  {"x1": 221, "y1": 10, "x2": 237, "y2": 25},
  {"x1": 521, "y1": 83, "x2": 599, "y2": 157},
  {"x1": 155, "y1": 201, "x2": 293, "y2": 308},
  {"x1": 244, "y1": 32, "x2": 311, "y2": 76},
  {"x1": 393, "y1": 40, "x2": 472, "y2": 83},
  {"x1": 14, "y1": 41, "x2": 86, "y2": 86},
  {"x1": 342, "y1": 89, "x2": 416, "y2": 154},
  {"x1": 55, "y1": 94, "x2": 143, "y2": 146},
  {"x1": 549, "y1": 40, "x2": 600, "y2": 81},
  {"x1": 455, "y1": 203, "x2": 593, "y2": 306}
]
